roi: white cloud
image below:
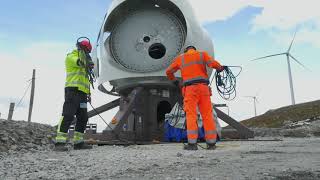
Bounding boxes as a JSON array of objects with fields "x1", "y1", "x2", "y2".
[
  {"x1": 250, "y1": 0, "x2": 320, "y2": 30},
  {"x1": 188, "y1": 0, "x2": 319, "y2": 28},
  {"x1": 188, "y1": 0, "x2": 320, "y2": 47},
  {"x1": 188, "y1": 0, "x2": 252, "y2": 24},
  {"x1": 250, "y1": 0, "x2": 320, "y2": 48}
]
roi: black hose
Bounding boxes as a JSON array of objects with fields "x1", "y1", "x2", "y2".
[{"x1": 213, "y1": 66, "x2": 242, "y2": 101}]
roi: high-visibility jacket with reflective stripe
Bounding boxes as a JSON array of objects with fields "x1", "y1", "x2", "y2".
[
  {"x1": 166, "y1": 49, "x2": 223, "y2": 85},
  {"x1": 65, "y1": 50, "x2": 90, "y2": 94}
]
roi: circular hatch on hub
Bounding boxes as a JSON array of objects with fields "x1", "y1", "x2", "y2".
[{"x1": 110, "y1": 9, "x2": 186, "y2": 72}]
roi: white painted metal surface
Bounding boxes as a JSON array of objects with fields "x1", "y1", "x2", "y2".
[{"x1": 93, "y1": 0, "x2": 215, "y2": 92}]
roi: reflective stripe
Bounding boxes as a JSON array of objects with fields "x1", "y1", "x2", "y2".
[
  {"x1": 67, "y1": 72, "x2": 87, "y2": 78},
  {"x1": 188, "y1": 138, "x2": 197, "y2": 144},
  {"x1": 74, "y1": 131, "x2": 84, "y2": 138},
  {"x1": 181, "y1": 53, "x2": 205, "y2": 69},
  {"x1": 57, "y1": 132, "x2": 68, "y2": 137},
  {"x1": 181, "y1": 61, "x2": 205, "y2": 68},
  {"x1": 65, "y1": 81, "x2": 90, "y2": 89},
  {"x1": 181, "y1": 55, "x2": 185, "y2": 66},
  {"x1": 80, "y1": 103, "x2": 87, "y2": 109},
  {"x1": 206, "y1": 139, "x2": 216, "y2": 144},
  {"x1": 183, "y1": 76, "x2": 209, "y2": 86},
  {"x1": 57, "y1": 116, "x2": 64, "y2": 133},
  {"x1": 187, "y1": 130, "x2": 198, "y2": 135},
  {"x1": 206, "y1": 60, "x2": 215, "y2": 66},
  {"x1": 73, "y1": 131, "x2": 84, "y2": 144},
  {"x1": 205, "y1": 130, "x2": 217, "y2": 135},
  {"x1": 55, "y1": 132, "x2": 67, "y2": 143}
]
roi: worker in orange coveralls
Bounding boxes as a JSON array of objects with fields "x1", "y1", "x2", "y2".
[{"x1": 166, "y1": 46, "x2": 224, "y2": 150}]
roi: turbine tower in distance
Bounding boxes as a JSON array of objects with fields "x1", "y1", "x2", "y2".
[
  {"x1": 244, "y1": 95, "x2": 259, "y2": 117},
  {"x1": 252, "y1": 31, "x2": 309, "y2": 105}
]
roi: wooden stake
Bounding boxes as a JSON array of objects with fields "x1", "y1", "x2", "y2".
[
  {"x1": 28, "y1": 69, "x2": 36, "y2": 123},
  {"x1": 7, "y1": 103, "x2": 15, "y2": 120}
]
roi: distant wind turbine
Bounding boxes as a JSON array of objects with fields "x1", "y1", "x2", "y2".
[
  {"x1": 252, "y1": 31, "x2": 310, "y2": 105},
  {"x1": 244, "y1": 95, "x2": 259, "y2": 117}
]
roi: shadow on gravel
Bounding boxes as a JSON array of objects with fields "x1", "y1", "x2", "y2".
[{"x1": 243, "y1": 151, "x2": 285, "y2": 154}]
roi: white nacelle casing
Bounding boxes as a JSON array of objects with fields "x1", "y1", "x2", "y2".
[{"x1": 93, "y1": 0, "x2": 214, "y2": 92}]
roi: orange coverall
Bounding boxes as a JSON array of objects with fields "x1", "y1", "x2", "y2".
[{"x1": 166, "y1": 49, "x2": 223, "y2": 144}]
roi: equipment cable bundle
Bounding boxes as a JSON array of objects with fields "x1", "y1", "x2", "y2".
[{"x1": 212, "y1": 66, "x2": 242, "y2": 101}]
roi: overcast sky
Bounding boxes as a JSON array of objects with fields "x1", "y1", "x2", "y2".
[{"x1": 0, "y1": 0, "x2": 319, "y2": 131}]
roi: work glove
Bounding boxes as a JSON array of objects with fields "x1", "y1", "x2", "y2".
[
  {"x1": 85, "y1": 53, "x2": 94, "y2": 69},
  {"x1": 88, "y1": 61, "x2": 95, "y2": 70},
  {"x1": 216, "y1": 66, "x2": 225, "y2": 73},
  {"x1": 87, "y1": 94, "x2": 92, "y2": 103},
  {"x1": 217, "y1": 66, "x2": 228, "y2": 73},
  {"x1": 77, "y1": 59, "x2": 85, "y2": 67}
]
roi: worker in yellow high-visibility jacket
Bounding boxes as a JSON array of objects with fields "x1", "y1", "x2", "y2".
[{"x1": 54, "y1": 39, "x2": 94, "y2": 151}]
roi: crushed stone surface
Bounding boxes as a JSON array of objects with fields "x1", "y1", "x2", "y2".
[
  {"x1": 252, "y1": 120, "x2": 320, "y2": 138},
  {"x1": 0, "y1": 120, "x2": 55, "y2": 153},
  {"x1": 1, "y1": 138, "x2": 320, "y2": 180}
]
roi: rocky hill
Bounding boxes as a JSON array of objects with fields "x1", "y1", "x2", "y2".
[
  {"x1": 0, "y1": 119, "x2": 55, "y2": 154},
  {"x1": 241, "y1": 100, "x2": 320, "y2": 128},
  {"x1": 239, "y1": 100, "x2": 320, "y2": 137}
]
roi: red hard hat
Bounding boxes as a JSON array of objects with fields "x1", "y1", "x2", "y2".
[{"x1": 79, "y1": 40, "x2": 92, "y2": 53}]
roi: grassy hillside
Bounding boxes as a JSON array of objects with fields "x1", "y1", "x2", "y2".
[{"x1": 241, "y1": 100, "x2": 320, "y2": 128}]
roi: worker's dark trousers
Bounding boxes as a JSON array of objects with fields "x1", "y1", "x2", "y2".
[{"x1": 58, "y1": 87, "x2": 88, "y2": 133}]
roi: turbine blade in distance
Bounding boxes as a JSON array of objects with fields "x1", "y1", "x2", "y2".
[
  {"x1": 251, "y1": 53, "x2": 286, "y2": 61},
  {"x1": 288, "y1": 30, "x2": 298, "y2": 52},
  {"x1": 289, "y1": 54, "x2": 311, "y2": 71}
]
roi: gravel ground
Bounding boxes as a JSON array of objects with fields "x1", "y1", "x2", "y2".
[
  {"x1": 0, "y1": 120, "x2": 55, "y2": 153},
  {"x1": 1, "y1": 138, "x2": 319, "y2": 180},
  {"x1": 252, "y1": 120, "x2": 320, "y2": 138}
]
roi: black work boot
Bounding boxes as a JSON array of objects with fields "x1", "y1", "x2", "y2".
[
  {"x1": 53, "y1": 143, "x2": 69, "y2": 152},
  {"x1": 206, "y1": 143, "x2": 216, "y2": 150},
  {"x1": 74, "y1": 142, "x2": 93, "y2": 150},
  {"x1": 183, "y1": 143, "x2": 198, "y2": 150}
]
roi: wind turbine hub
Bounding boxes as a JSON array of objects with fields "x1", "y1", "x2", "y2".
[{"x1": 109, "y1": 8, "x2": 186, "y2": 72}]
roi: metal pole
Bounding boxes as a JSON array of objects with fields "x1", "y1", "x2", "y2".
[
  {"x1": 254, "y1": 98, "x2": 257, "y2": 116},
  {"x1": 28, "y1": 69, "x2": 36, "y2": 123},
  {"x1": 287, "y1": 55, "x2": 295, "y2": 105},
  {"x1": 7, "y1": 103, "x2": 15, "y2": 120}
]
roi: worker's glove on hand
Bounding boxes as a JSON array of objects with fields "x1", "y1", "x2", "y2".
[
  {"x1": 85, "y1": 53, "x2": 94, "y2": 69},
  {"x1": 217, "y1": 66, "x2": 225, "y2": 73},
  {"x1": 222, "y1": 66, "x2": 228, "y2": 72},
  {"x1": 88, "y1": 61, "x2": 95, "y2": 70},
  {"x1": 77, "y1": 59, "x2": 85, "y2": 66},
  {"x1": 87, "y1": 94, "x2": 92, "y2": 103}
]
